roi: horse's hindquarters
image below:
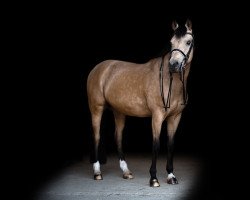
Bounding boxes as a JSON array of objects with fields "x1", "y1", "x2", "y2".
[{"x1": 87, "y1": 61, "x2": 114, "y2": 110}]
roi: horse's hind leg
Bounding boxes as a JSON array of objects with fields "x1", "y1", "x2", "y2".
[
  {"x1": 113, "y1": 110, "x2": 133, "y2": 179},
  {"x1": 90, "y1": 105, "x2": 104, "y2": 180}
]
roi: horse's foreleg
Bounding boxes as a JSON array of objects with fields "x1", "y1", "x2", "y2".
[
  {"x1": 113, "y1": 111, "x2": 133, "y2": 179},
  {"x1": 149, "y1": 113, "x2": 163, "y2": 187},
  {"x1": 91, "y1": 105, "x2": 104, "y2": 180},
  {"x1": 166, "y1": 114, "x2": 182, "y2": 184}
]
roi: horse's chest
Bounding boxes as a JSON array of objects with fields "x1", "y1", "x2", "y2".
[{"x1": 166, "y1": 101, "x2": 185, "y2": 116}]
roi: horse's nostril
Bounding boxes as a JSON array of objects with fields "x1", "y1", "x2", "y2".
[{"x1": 173, "y1": 61, "x2": 179, "y2": 68}]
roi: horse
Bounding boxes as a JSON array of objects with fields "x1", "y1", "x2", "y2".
[{"x1": 87, "y1": 19, "x2": 194, "y2": 187}]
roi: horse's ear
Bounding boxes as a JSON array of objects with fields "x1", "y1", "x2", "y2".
[
  {"x1": 185, "y1": 19, "x2": 192, "y2": 30},
  {"x1": 172, "y1": 20, "x2": 179, "y2": 31}
]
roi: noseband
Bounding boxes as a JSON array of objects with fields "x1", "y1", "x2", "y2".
[{"x1": 160, "y1": 32, "x2": 194, "y2": 111}]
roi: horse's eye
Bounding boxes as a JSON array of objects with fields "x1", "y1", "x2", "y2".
[{"x1": 186, "y1": 40, "x2": 191, "y2": 45}]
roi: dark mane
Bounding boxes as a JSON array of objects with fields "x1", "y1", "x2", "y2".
[{"x1": 174, "y1": 25, "x2": 187, "y2": 38}]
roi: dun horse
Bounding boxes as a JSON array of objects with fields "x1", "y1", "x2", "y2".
[{"x1": 87, "y1": 19, "x2": 194, "y2": 187}]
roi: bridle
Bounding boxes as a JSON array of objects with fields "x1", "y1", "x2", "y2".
[
  {"x1": 170, "y1": 32, "x2": 194, "y2": 71},
  {"x1": 160, "y1": 32, "x2": 194, "y2": 111}
]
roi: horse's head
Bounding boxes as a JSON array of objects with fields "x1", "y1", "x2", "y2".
[{"x1": 169, "y1": 19, "x2": 194, "y2": 73}]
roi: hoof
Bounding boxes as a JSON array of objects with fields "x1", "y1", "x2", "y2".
[
  {"x1": 123, "y1": 172, "x2": 134, "y2": 179},
  {"x1": 94, "y1": 174, "x2": 103, "y2": 180},
  {"x1": 150, "y1": 178, "x2": 160, "y2": 187},
  {"x1": 167, "y1": 177, "x2": 178, "y2": 184}
]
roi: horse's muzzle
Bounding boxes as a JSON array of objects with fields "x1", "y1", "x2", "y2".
[{"x1": 169, "y1": 61, "x2": 183, "y2": 73}]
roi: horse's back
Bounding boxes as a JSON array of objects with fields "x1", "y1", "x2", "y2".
[
  {"x1": 87, "y1": 59, "x2": 151, "y2": 93},
  {"x1": 87, "y1": 60, "x2": 134, "y2": 94}
]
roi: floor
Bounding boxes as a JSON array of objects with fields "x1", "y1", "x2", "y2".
[{"x1": 32, "y1": 153, "x2": 205, "y2": 200}]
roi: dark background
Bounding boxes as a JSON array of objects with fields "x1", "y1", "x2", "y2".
[{"x1": 10, "y1": 2, "x2": 246, "y2": 200}]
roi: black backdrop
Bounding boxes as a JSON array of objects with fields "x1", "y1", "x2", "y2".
[{"x1": 12, "y1": 2, "x2": 245, "y2": 200}]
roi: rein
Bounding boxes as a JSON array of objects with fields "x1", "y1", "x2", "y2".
[
  {"x1": 160, "y1": 32, "x2": 194, "y2": 110},
  {"x1": 159, "y1": 56, "x2": 172, "y2": 110}
]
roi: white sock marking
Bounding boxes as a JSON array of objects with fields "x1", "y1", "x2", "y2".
[
  {"x1": 168, "y1": 173, "x2": 175, "y2": 179},
  {"x1": 119, "y1": 160, "x2": 129, "y2": 173},
  {"x1": 93, "y1": 161, "x2": 101, "y2": 174}
]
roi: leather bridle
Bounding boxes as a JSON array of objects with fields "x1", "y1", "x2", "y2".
[
  {"x1": 160, "y1": 32, "x2": 194, "y2": 110},
  {"x1": 170, "y1": 32, "x2": 194, "y2": 71}
]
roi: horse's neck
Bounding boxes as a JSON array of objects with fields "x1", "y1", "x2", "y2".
[
  {"x1": 146, "y1": 54, "x2": 191, "y2": 91},
  {"x1": 161, "y1": 55, "x2": 191, "y2": 99}
]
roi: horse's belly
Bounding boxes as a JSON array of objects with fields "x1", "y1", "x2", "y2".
[{"x1": 106, "y1": 95, "x2": 151, "y2": 117}]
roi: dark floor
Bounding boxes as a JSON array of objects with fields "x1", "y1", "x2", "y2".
[{"x1": 32, "y1": 153, "x2": 205, "y2": 200}]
